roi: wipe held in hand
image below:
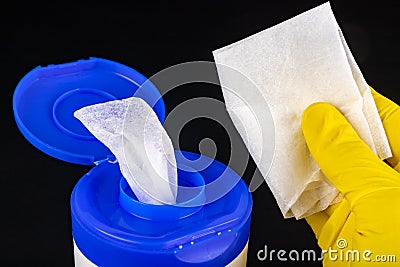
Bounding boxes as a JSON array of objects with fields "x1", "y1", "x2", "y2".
[
  {"x1": 213, "y1": 2, "x2": 392, "y2": 218},
  {"x1": 74, "y1": 97, "x2": 178, "y2": 205}
]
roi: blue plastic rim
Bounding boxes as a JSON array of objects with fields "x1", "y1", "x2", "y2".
[
  {"x1": 119, "y1": 164, "x2": 206, "y2": 221},
  {"x1": 12, "y1": 57, "x2": 166, "y2": 165},
  {"x1": 71, "y1": 151, "x2": 253, "y2": 267}
]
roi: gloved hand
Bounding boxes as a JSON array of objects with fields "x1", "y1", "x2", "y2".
[{"x1": 301, "y1": 88, "x2": 400, "y2": 266}]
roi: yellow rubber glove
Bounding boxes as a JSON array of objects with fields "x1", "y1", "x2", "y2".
[{"x1": 302, "y1": 89, "x2": 400, "y2": 266}]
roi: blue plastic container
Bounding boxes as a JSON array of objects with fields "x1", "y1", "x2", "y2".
[{"x1": 13, "y1": 58, "x2": 252, "y2": 266}]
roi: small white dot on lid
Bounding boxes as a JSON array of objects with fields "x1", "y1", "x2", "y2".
[
  {"x1": 179, "y1": 245, "x2": 183, "y2": 249},
  {"x1": 190, "y1": 241, "x2": 194, "y2": 245},
  {"x1": 217, "y1": 232, "x2": 221, "y2": 236}
]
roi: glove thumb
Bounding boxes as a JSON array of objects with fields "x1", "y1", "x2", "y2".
[{"x1": 302, "y1": 102, "x2": 399, "y2": 203}]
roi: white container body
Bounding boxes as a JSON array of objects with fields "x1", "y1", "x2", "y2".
[{"x1": 74, "y1": 240, "x2": 249, "y2": 267}]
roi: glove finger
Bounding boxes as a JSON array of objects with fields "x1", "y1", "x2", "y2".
[
  {"x1": 371, "y1": 88, "x2": 400, "y2": 172},
  {"x1": 305, "y1": 201, "x2": 341, "y2": 238},
  {"x1": 302, "y1": 102, "x2": 400, "y2": 202},
  {"x1": 305, "y1": 211, "x2": 329, "y2": 239}
]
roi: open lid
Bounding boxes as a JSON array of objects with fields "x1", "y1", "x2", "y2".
[{"x1": 13, "y1": 57, "x2": 165, "y2": 165}]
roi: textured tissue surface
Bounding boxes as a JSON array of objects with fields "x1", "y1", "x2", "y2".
[
  {"x1": 74, "y1": 97, "x2": 177, "y2": 205},
  {"x1": 213, "y1": 2, "x2": 391, "y2": 218}
]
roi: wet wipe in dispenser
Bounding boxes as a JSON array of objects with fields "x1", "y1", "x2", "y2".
[{"x1": 13, "y1": 58, "x2": 252, "y2": 266}]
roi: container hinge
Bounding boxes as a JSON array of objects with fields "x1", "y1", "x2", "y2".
[{"x1": 94, "y1": 154, "x2": 117, "y2": 165}]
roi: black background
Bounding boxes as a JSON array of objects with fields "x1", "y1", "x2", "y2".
[{"x1": 2, "y1": 0, "x2": 399, "y2": 266}]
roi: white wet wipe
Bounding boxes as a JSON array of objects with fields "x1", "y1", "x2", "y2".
[
  {"x1": 74, "y1": 97, "x2": 177, "y2": 205},
  {"x1": 213, "y1": 2, "x2": 391, "y2": 218}
]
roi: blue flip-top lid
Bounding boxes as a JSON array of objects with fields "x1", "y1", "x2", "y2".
[{"x1": 13, "y1": 58, "x2": 166, "y2": 165}]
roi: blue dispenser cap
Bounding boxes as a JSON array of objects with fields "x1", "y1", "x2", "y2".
[
  {"x1": 71, "y1": 151, "x2": 252, "y2": 266},
  {"x1": 13, "y1": 58, "x2": 166, "y2": 165}
]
